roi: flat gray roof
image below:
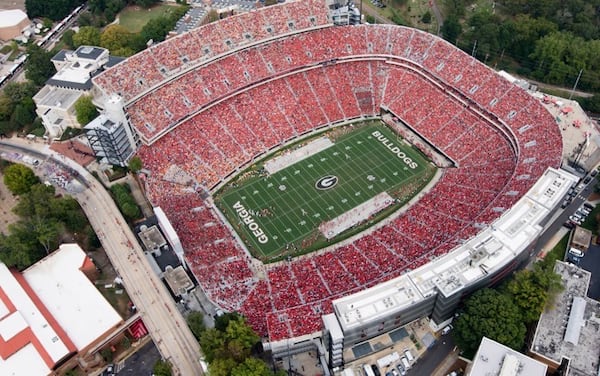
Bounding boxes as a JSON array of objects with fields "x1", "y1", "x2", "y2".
[
  {"x1": 531, "y1": 261, "x2": 600, "y2": 376},
  {"x1": 163, "y1": 265, "x2": 194, "y2": 297},
  {"x1": 138, "y1": 225, "x2": 167, "y2": 252}
]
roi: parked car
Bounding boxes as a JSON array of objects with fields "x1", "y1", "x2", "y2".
[
  {"x1": 442, "y1": 324, "x2": 453, "y2": 335},
  {"x1": 569, "y1": 215, "x2": 583, "y2": 225}
]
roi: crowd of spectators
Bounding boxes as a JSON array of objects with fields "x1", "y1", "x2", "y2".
[
  {"x1": 93, "y1": 0, "x2": 329, "y2": 105},
  {"x1": 125, "y1": 21, "x2": 565, "y2": 341}
]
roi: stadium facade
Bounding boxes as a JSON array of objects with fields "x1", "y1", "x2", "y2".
[{"x1": 90, "y1": 0, "x2": 575, "y2": 371}]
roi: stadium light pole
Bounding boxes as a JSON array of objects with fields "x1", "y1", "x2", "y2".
[{"x1": 359, "y1": 0, "x2": 363, "y2": 24}]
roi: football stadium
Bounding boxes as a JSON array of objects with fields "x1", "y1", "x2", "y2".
[{"x1": 92, "y1": 0, "x2": 577, "y2": 367}]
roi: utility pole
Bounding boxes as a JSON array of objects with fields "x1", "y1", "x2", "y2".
[
  {"x1": 471, "y1": 40, "x2": 477, "y2": 57},
  {"x1": 569, "y1": 69, "x2": 583, "y2": 100}
]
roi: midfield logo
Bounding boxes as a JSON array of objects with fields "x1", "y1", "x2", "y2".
[{"x1": 315, "y1": 175, "x2": 338, "y2": 190}]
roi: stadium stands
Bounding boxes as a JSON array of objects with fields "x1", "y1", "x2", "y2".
[{"x1": 95, "y1": 13, "x2": 563, "y2": 341}]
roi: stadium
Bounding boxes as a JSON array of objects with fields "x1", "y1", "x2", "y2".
[{"x1": 92, "y1": 0, "x2": 577, "y2": 368}]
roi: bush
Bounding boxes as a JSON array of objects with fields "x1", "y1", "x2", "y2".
[{"x1": 110, "y1": 183, "x2": 142, "y2": 221}]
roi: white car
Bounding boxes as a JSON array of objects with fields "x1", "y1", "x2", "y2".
[{"x1": 569, "y1": 215, "x2": 583, "y2": 225}]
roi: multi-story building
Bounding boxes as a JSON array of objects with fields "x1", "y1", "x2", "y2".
[{"x1": 33, "y1": 46, "x2": 122, "y2": 139}]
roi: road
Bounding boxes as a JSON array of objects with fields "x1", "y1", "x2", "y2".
[
  {"x1": 0, "y1": 139, "x2": 204, "y2": 376},
  {"x1": 361, "y1": 2, "x2": 394, "y2": 24},
  {"x1": 429, "y1": 0, "x2": 443, "y2": 35},
  {"x1": 533, "y1": 175, "x2": 596, "y2": 256},
  {"x1": 407, "y1": 336, "x2": 455, "y2": 376}
]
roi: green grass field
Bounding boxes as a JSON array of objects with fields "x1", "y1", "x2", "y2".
[
  {"x1": 216, "y1": 122, "x2": 435, "y2": 261},
  {"x1": 118, "y1": 4, "x2": 177, "y2": 33}
]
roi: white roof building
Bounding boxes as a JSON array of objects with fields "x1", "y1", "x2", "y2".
[
  {"x1": 0, "y1": 244, "x2": 123, "y2": 376},
  {"x1": 33, "y1": 46, "x2": 123, "y2": 139},
  {"x1": 468, "y1": 337, "x2": 547, "y2": 376}
]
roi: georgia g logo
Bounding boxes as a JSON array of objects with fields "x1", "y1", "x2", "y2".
[{"x1": 315, "y1": 175, "x2": 338, "y2": 190}]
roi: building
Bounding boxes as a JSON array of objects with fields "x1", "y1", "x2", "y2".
[
  {"x1": 316, "y1": 168, "x2": 578, "y2": 369},
  {"x1": 84, "y1": 94, "x2": 139, "y2": 167},
  {"x1": 530, "y1": 261, "x2": 600, "y2": 376},
  {"x1": 33, "y1": 46, "x2": 122, "y2": 139},
  {"x1": 468, "y1": 337, "x2": 547, "y2": 376},
  {"x1": 0, "y1": 244, "x2": 123, "y2": 376},
  {"x1": 571, "y1": 226, "x2": 592, "y2": 251},
  {"x1": 567, "y1": 226, "x2": 592, "y2": 263},
  {"x1": 0, "y1": 10, "x2": 29, "y2": 41}
]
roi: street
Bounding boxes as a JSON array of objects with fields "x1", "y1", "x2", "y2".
[{"x1": 0, "y1": 140, "x2": 204, "y2": 376}]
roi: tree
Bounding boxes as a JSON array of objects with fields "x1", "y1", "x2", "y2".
[
  {"x1": 186, "y1": 311, "x2": 206, "y2": 340},
  {"x1": 110, "y1": 183, "x2": 141, "y2": 220},
  {"x1": 506, "y1": 265, "x2": 563, "y2": 323},
  {"x1": 209, "y1": 357, "x2": 238, "y2": 376},
  {"x1": 25, "y1": 0, "x2": 84, "y2": 20},
  {"x1": 61, "y1": 29, "x2": 76, "y2": 49},
  {"x1": 24, "y1": 44, "x2": 56, "y2": 87},
  {"x1": 421, "y1": 11, "x2": 432, "y2": 24},
  {"x1": 199, "y1": 328, "x2": 226, "y2": 363},
  {"x1": 132, "y1": 0, "x2": 160, "y2": 8},
  {"x1": 153, "y1": 359, "x2": 172, "y2": 376},
  {"x1": 100, "y1": 24, "x2": 133, "y2": 53},
  {"x1": 231, "y1": 357, "x2": 273, "y2": 376},
  {"x1": 12, "y1": 100, "x2": 36, "y2": 128},
  {"x1": 3, "y1": 81, "x2": 37, "y2": 106},
  {"x1": 73, "y1": 26, "x2": 102, "y2": 48},
  {"x1": 453, "y1": 288, "x2": 526, "y2": 358},
  {"x1": 3, "y1": 163, "x2": 40, "y2": 195},
  {"x1": 74, "y1": 95, "x2": 99, "y2": 125},
  {"x1": 215, "y1": 311, "x2": 242, "y2": 332},
  {"x1": 441, "y1": 15, "x2": 462, "y2": 44},
  {"x1": 0, "y1": 227, "x2": 45, "y2": 270}
]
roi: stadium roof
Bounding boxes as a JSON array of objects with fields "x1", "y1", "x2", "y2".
[
  {"x1": 469, "y1": 337, "x2": 547, "y2": 376},
  {"x1": 333, "y1": 168, "x2": 578, "y2": 331},
  {"x1": 531, "y1": 261, "x2": 600, "y2": 376},
  {"x1": 0, "y1": 9, "x2": 28, "y2": 28},
  {"x1": 23, "y1": 243, "x2": 122, "y2": 351}
]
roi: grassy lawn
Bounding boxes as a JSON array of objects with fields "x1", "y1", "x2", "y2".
[
  {"x1": 0, "y1": 44, "x2": 12, "y2": 54},
  {"x1": 365, "y1": 0, "x2": 439, "y2": 33},
  {"x1": 216, "y1": 121, "x2": 435, "y2": 261},
  {"x1": 118, "y1": 4, "x2": 177, "y2": 33}
]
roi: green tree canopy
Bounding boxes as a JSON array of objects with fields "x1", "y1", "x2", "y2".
[
  {"x1": 0, "y1": 182, "x2": 87, "y2": 269},
  {"x1": 61, "y1": 29, "x2": 76, "y2": 49},
  {"x1": 441, "y1": 15, "x2": 462, "y2": 44},
  {"x1": 506, "y1": 264, "x2": 564, "y2": 323},
  {"x1": 200, "y1": 314, "x2": 260, "y2": 363},
  {"x1": 3, "y1": 163, "x2": 40, "y2": 195},
  {"x1": 231, "y1": 357, "x2": 274, "y2": 376},
  {"x1": 25, "y1": 0, "x2": 84, "y2": 20},
  {"x1": 110, "y1": 183, "x2": 141, "y2": 220},
  {"x1": 186, "y1": 311, "x2": 205, "y2": 341},
  {"x1": 25, "y1": 44, "x2": 56, "y2": 87},
  {"x1": 100, "y1": 24, "x2": 136, "y2": 56},
  {"x1": 153, "y1": 359, "x2": 172, "y2": 376},
  {"x1": 74, "y1": 95, "x2": 99, "y2": 125},
  {"x1": 453, "y1": 288, "x2": 526, "y2": 358},
  {"x1": 73, "y1": 26, "x2": 102, "y2": 48}
]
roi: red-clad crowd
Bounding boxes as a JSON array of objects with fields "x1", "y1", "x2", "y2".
[{"x1": 122, "y1": 21, "x2": 564, "y2": 342}]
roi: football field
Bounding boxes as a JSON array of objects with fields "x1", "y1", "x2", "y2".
[{"x1": 216, "y1": 122, "x2": 435, "y2": 260}]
